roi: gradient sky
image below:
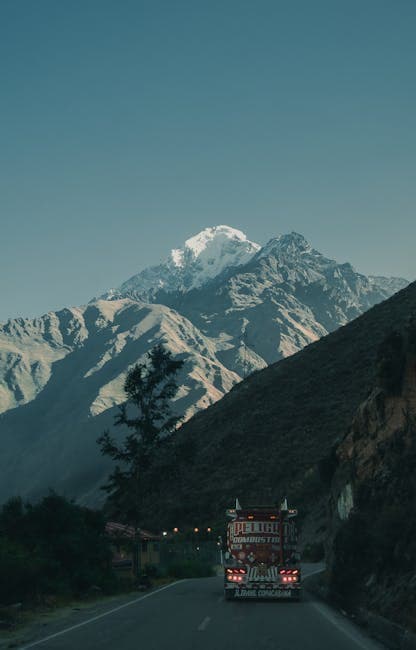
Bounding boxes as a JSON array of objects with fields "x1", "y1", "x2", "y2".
[{"x1": 1, "y1": 0, "x2": 415, "y2": 322}]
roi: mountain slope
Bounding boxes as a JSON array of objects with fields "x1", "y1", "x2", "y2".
[
  {"x1": 0, "y1": 299, "x2": 241, "y2": 502},
  {"x1": 327, "y1": 320, "x2": 416, "y2": 631},
  {"x1": 158, "y1": 231, "x2": 408, "y2": 371},
  {"x1": 140, "y1": 281, "x2": 416, "y2": 531}
]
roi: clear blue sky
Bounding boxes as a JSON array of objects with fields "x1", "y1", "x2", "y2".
[{"x1": 1, "y1": 0, "x2": 415, "y2": 322}]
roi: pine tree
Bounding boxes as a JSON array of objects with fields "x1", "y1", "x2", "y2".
[{"x1": 97, "y1": 344, "x2": 184, "y2": 576}]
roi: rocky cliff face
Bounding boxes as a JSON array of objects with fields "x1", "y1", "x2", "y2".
[{"x1": 327, "y1": 320, "x2": 416, "y2": 631}]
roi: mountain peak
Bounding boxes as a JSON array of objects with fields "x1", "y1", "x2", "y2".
[
  {"x1": 170, "y1": 225, "x2": 259, "y2": 269},
  {"x1": 259, "y1": 231, "x2": 313, "y2": 258},
  {"x1": 280, "y1": 231, "x2": 312, "y2": 250},
  {"x1": 101, "y1": 225, "x2": 260, "y2": 300}
]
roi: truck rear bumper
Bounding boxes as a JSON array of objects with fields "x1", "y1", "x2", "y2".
[{"x1": 225, "y1": 586, "x2": 301, "y2": 600}]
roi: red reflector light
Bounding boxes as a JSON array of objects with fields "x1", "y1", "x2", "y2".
[
  {"x1": 279, "y1": 569, "x2": 286, "y2": 575},
  {"x1": 228, "y1": 575, "x2": 244, "y2": 582},
  {"x1": 239, "y1": 569, "x2": 247, "y2": 574}
]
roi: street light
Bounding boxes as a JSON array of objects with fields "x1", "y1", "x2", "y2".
[
  {"x1": 217, "y1": 536, "x2": 223, "y2": 565},
  {"x1": 173, "y1": 527, "x2": 179, "y2": 533},
  {"x1": 162, "y1": 531, "x2": 168, "y2": 537}
]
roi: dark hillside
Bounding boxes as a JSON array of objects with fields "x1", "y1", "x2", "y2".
[
  {"x1": 144, "y1": 281, "x2": 416, "y2": 530},
  {"x1": 328, "y1": 320, "x2": 416, "y2": 631}
]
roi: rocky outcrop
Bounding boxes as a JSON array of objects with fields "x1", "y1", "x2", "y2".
[{"x1": 327, "y1": 320, "x2": 416, "y2": 632}]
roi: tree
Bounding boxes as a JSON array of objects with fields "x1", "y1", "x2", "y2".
[
  {"x1": 97, "y1": 344, "x2": 184, "y2": 575},
  {"x1": 0, "y1": 493, "x2": 114, "y2": 603}
]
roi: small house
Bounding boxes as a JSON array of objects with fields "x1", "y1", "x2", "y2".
[{"x1": 106, "y1": 521, "x2": 161, "y2": 572}]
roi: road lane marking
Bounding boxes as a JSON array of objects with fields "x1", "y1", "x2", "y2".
[
  {"x1": 19, "y1": 580, "x2": 187, "y2": 649},
  {"x1": 197, "y1": 616, "x2": 211, "y2": 631},
  {"x1": 311, "y1": 601, "x2": 382, "y2": 650},
  {"x1": 302, "y1": 566, "x2": 326, "y2": 579}
]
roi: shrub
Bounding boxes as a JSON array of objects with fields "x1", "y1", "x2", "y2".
[{"x1": 0, "y1": 493, "x2": 115, "y2": 603}]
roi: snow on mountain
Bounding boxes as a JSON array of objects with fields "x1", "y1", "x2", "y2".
[
  {"x1": 159, "y1": 231, "x2": 409, "y2": 374},
  {"x1": 101, "y1": 225, "x2": 261, "y2": 301}
]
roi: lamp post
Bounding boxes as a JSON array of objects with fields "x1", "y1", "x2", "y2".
[{"x1": 217, "y1": 536, "x2": 223, "y2": 565}]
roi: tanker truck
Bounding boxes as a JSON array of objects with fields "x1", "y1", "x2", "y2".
[{"x1": 224, "y1": 498, "x2": 301, "y2": 600}]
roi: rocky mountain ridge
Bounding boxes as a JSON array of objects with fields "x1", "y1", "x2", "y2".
[{"x1": 101, "y1": 225, "x2": 261, "y2": 301}]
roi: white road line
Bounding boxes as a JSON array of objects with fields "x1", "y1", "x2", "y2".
[
  {"x1": 197, "y1": 616, "x2": 211, "y2": 631},
  {"x1": 303, "y1": 567, "x2": 326, "y2": 579},
  {"x1": 19, "y1": 580, "x2": 186, "y2": 649},
  {"x1": 311, "y1": 602, "x2": 383, "y2": 650}
]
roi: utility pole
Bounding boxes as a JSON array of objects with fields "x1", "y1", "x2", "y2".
[{"x1": 132, "y1": 526, "x2": 141, "y2": 580}]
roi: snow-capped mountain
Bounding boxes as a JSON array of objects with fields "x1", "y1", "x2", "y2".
[
  {"x1": 0, "y1": 226, "x2": 409, "y2": 504},
  {"x1": 102, "y1": 225, "x2": 261, "y2": 302}
]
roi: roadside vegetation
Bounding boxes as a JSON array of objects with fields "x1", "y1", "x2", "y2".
[{"x1": 0, "y1": 492, "x2": 115, "y2": 607}]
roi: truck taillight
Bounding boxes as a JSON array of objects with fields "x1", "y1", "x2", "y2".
[
  {"x1": 279, "y1": 569, "x2": 299, "y2": 575},
  {"x1": 227, "y1": 575, "x2": 244, "y2": 582},
  {"x1": 226, "y1": 568, "x2": 247, "y2": 575},
  {"x1": 281, "y1": 575, "x2": 298, "y2": 583}
]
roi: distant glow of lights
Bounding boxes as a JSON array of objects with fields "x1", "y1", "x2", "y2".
[{"x1": 162, "y1": 531, "x2": 168, "y2": 536}]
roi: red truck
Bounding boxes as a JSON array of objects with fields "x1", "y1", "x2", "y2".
[{"x1": 224, "y1": 498, "x2": 301, "y2": 600}]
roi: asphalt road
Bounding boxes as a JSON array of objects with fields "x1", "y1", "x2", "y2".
[{"x1": 18, "y1": 565, "x2": 385, "y2": 650}]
